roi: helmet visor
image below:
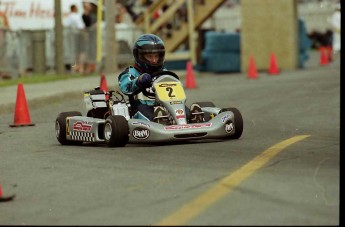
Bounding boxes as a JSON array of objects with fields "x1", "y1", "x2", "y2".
[{"x1": 138, "y1": 44, "x2": 165, "y2": 67}]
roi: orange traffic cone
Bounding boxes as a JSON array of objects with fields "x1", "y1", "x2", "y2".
[
  {"x1": 100, "y1": 74, "x2": 109, "y2": 92},
  {"x1": 0, "y1": 184, "x2": 16, "y2": 202},
  {"x1": 9, "y1": 83, "x2": 35, "y2": 127},
  {"x1": 247, "y1": 55, "x2": 258, "y2": 79},
  {"x1": 100, "y1": 74, "x2": 109, "y2": 100},
  {"x1": 319, "y1": 46, "x2": 329, "y2": 66},
  {"x1": 268, "y1": 53, "x2": 280, "y2": 75},
  {"x1": 326, "y1": 46, "x2": 333, "y2": 62},
  {"x1": 185, "y1": 61, "x2": 197, "y2": 89}
]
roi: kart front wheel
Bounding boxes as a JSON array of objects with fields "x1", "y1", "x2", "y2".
[
  {"x1": 220, "y1": 108, "x2": 243, "y2": 139},
  {"x1": 104, "y1": 115, "x2": 129, "y2": 147},
  {"x1": 55, "y1": 111, "x2": 83, "y2": 145}
]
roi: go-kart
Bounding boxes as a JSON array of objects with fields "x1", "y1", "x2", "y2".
[{"x1": 55, "y1": 70, "x2": 243, "y2": 147}]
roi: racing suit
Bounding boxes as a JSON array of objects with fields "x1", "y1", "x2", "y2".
[{"x1": 118, "y1": 65, "x2": 167, "y2": 121}]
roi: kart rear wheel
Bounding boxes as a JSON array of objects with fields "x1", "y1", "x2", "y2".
[
  {"x1": 104, "y1": 115, "x2": 129, "y2": 147},
  {"x1": 220, "y1": 108, "x2": 243, "y2": 139},
  {"x1": 196, "y1": 102, "x2": 216, "y2": 121},
  {"x1": 55, "y1": 111, "x2": 83, "y2": 145}
]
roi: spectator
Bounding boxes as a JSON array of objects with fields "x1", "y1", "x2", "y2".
[
  {"x1": 331, "y1": 3, "x2": 341, "y2": 53},
  {"x1": 0, "y1": 0, "x2": 10, "y2": 79},
  {"x1": 118, "y1": 0, "x2": 138, "y2": 22},
  {"x1": 115, "y1": 2, "x2": 132, "y2": 24},
  {"x1": 82, "y1": 2, "x2": 94, "y2": 27},
  {"x1": 82, "y1": 1, "x2": 97, "y2": 74},
  {"x1": 65, "y1": 4, "x2": 86, "y2": 74}
]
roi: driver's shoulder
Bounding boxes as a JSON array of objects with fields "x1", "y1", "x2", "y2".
[
  {"x1": 118, "y1": 66, "x2": 141, "y2": 80},
  {"x1": 128, "y1": 66, "x2": 141, "y2": 75}
]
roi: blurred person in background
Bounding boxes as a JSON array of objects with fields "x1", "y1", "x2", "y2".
[
  {"x1": 0, "y1": 0, "x2": 10, "y2": 79},
  {"x1": 118, "y1": 0, "x2": 138, "y2": 22},
  {"x1": 82, "y1": 1, "x2": 97, "y2": 74},
  {"x1": 115, "y1": 1, "x2": 133, "y2": 24},
  {"x1": 331, "y1": 3, "x2": 341, "y2": 53},
  {"x1": 65, "y1": 4, "x2": 86, "y2": 74}
]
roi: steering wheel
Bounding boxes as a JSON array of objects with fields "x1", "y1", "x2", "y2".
[{"x1": 141, "y1": 70, "x2": 180, "y2": 98}]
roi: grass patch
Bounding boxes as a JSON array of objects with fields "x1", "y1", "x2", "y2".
[{"x1": 0, "y1": 73, "x2": 96, "y2": 87}]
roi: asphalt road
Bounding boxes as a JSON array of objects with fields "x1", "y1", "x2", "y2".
[{"x1": 0, "y1": 53, "x2": 340, "y2": 225}]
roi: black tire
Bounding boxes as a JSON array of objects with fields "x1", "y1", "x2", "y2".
[
  {"x1": 104, "y1": 115, "x2": 129, "y2": 147},
  {"x1": 220, "y1": 107, "x2": 243, "y2": 139},
  {"x1": 195, "y1": 102, "x2": 216, "y2": 121},
  {"x1": 55, "y1": 111, "x2": 83, "y2": 145}
]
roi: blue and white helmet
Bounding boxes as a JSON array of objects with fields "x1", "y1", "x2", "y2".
[{"x1": 133, "y1": 34, "x2": 165, "y2": 74}]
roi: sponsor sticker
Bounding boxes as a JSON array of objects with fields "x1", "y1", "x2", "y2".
[
  {"x1": 132, "y1": 127, "x2": 150, "y2": 140},
  {"x1": 132, "y1": 121, "x2": 151, "y2": 128},
  {"x1": 158, "y1": 83, "x2": 177, "y2": 88},
  {"x1": 164, "y1": 123, "x2": 212, "y2": 130},
  {"x1": 170, "y1": 101, "x2": 183, "y2": 105},
  {"x1": 176, "y1": 115, "x2": 185, "y2": 119},
  {"x1": 73, "y1": 121, "x2": 92, "y2": 132},
  {"x1": 175, "y1": 109, "x2": 185, "y2": 119},
  {"x1": 221, "y1": 114, "x2": 231, "y2": 123},
  {"x1": 175, "y1": 109, "x2": 184, "y2": 115},
  {"x1": 225, "y1": 122, "x2": 234, "y2": 133}
]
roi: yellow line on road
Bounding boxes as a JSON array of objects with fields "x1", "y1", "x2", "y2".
[{"x1": 155, "y1": 135, "x2": 310, "y2": 226}]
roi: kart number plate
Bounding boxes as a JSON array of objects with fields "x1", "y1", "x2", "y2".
[{"x1": 154, "y1": 82, "x2": 186, "y2": 101}]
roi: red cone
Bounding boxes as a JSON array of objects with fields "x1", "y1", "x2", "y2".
[
  {"x1": 185, "y1": 61, "x2": 197, "y2": 89},
  {"x1": 100, "y1": 74, "x2": 109, "y2": 100},
  {"x1": 326, "y1": 46, "x2": 333, "y2": 62},
  {"x1": 9, "y1": 83, "x2": 35, "y2": 127},
  {"x1": 100, "y1": 74, "x2": 109, "y2": 92},
  {"x1": 268, "y1": 53, "x2": 280, "y2": 75},
  {"x1": 319, "y1": 47, "x2": 329, "y2": 65},
  {"x1": 247, "y1": 56, "x2": 258, "y2": 79}
]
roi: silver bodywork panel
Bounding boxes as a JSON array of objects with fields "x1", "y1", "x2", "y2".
[
  {"x1": 65, "y1": 110, "x2": 235, "y2": 143},
  {"x1": 128, "y1": 110, "x2": 235, "y2": 143}
]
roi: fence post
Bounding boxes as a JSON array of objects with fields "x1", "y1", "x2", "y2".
[{"x1": 31, "y1": 30, "x2": 46, "y2": 74}]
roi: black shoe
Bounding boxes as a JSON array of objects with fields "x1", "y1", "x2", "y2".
[
  {"x1": 153, "y1": 106, "x2": 170, "y2": 125},
  {"x1": 190, "y1": 104, "x2": 204, "y2": 123}
]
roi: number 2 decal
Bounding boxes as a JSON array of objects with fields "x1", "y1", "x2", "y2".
[
  {"x1": 155, "y1": 82, "x2": 185, "y2": 101},
  {"x1": 166, "y1": 87, "x2": 175, "y2": 98}
]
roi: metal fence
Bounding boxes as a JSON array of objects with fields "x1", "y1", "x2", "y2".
[{"x1": 0, "y1": 25, "x2": 141, "y2": 78}]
